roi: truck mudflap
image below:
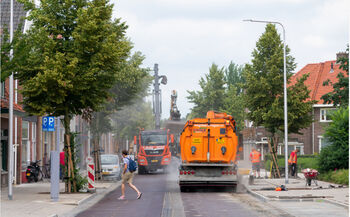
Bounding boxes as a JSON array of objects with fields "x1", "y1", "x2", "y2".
[{"x1": 178, "y1": 164, "x2": 238, "y2": 187}]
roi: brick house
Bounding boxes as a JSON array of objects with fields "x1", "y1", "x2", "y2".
[
  {"x1": 288, "y1": 53, "x2": 348, "y2": 155},
  {"x1": 0, "y1": 0, "x2": 44, "y2": 185},
  {"x1": 241, "y1": 53, "x2": 348, "y2": 160}
]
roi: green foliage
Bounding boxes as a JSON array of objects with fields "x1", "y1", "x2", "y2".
[
  {"x1": 318, "y1": 107, "x2": 349, "y2": 172},
  {"x1": 264, "y1": 154, "x2": 319, "y2": 172},
  {"x1": 187, "y1": 64, "x2": 226, "y2": 119},
  {"x1": 222, "y1": 62, "x2": 246, "y2": 131},
  {"x1": 15, "y1": 0, "x2": 131, "y2": 118},
  {"x1": 224, "y1": 62, "x2": 244, "y2": 94},
  {"x1": 318, "y1": 169, "x2": 349, "y2": 185},
  {"x1": 0, "y1": 22, "x2": 25, "y2": 82},
  {"x1": 15, "y1": 0, "x2": 133, "y2": 192},
  {"x1": 69, "y1": 132, "x2": 88, "y2": 192},
  {"x1": 187, "y1": 62, "x2": 246, "y2": 131},
  {"x1": 243, "y1": 24, "x2": 314, "y2": 135},
  {"x1": 222, "y1": 85, "x2": 245, "y2": 131},
  {"x1": 321, "y1": 45, "x2": 349, "y2": 107}
]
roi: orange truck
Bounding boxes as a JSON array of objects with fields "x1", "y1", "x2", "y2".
[
  {"x1": 134, "y1": 129, "x2": 174, "y2": 174},
  {"x1": 179, "y1": 111, "x2": 239, "y2": 191}
]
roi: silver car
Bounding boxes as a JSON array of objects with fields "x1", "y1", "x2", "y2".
[{"x1": 101, "y1": 154, "x2": 121, "y2": 180}]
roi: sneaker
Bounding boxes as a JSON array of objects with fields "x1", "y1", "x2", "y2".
[
  {"x1": 137, "y1": 192, "x2": 142, "y2": 199},
  {"x1": 118, "y1": 196, "x2": 125, "y2": 200}
]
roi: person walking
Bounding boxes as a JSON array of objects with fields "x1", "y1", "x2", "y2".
[
  {"x1": 59, "y1": 151, "x2": 65, "y2": 180},
  {"x1": 119, "y1": 150, "x2": 142, "y2": 200},
  {"x1": 289, "y1": 149, "x2": 299, "y2": 177},
  {"x1": 249, "y1": 148, "x2": 261, "y2": 178}
]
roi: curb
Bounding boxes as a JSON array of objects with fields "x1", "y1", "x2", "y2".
[
  {"x1": 244, "y1": 185, "x2": 269, "y2": 202},
  {"x1": 58, "y1": 180, "x2": 122, "y2": 217}
]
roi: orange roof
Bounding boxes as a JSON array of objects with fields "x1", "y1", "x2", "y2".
[
  {"x1": 289, "y1": 60, "x2": 348, "y2": 104},
  {"x1": 0, "y1": 88, "x2": 25, "y2": 112}
]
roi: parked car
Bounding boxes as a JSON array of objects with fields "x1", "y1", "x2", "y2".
[{"x1": 101, "y1": 154, "x2": 121, "y2": 180}]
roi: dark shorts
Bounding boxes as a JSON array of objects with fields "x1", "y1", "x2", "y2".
[{"x1": 252, "y1": 162, "x2": 260, "y2": 172}]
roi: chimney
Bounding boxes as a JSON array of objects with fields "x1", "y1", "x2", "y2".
[
  {"x1": 330, "y1": 62, "x2": 334, "y2": 73},
  {"x1": 336, "y1": 52, "x2": 348, "y2": 62}
]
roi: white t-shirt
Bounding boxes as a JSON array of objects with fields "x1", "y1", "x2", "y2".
[{"x1": 123, "y1": 156, "x2": 130, "y2": 172}]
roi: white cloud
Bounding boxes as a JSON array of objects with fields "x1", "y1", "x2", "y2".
[{"x1": 113, "y1": 0, "x2": 349, "y2": 118}]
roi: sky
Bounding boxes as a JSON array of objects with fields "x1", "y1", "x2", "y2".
[{"x1": 111, "y1": 0, "x2": 349, "y2": 119}]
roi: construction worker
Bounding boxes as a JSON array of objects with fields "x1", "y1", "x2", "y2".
[
  {"x1": 289, "y1": 149, "x2": 299, "y2": 177},
  {"x1": 249, "y1": 148, "x2": 261, "y2": 178}
]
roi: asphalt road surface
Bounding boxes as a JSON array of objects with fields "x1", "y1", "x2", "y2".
[{"x1": 76, "y1": 159, "x2": 288, "y2": 217}]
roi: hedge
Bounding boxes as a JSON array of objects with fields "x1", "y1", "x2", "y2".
[{"x1": 264, "y1": 154, "x2": 319, "y2": 172}]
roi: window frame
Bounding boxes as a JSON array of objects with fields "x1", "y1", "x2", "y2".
[{"x1": 320, "y1": 108, "x2": 334, "y2": 122}]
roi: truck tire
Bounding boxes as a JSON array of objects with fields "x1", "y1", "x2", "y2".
[
  {"x1": 180, "y1": 186, "x2": 187, "y2": 192},
  {"x1": 138, "y1": 166, "x2": 145, "y2": 175}
]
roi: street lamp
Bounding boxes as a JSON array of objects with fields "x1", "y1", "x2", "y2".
[{"x1": 243, "y1": 19, "x2": 289, "y2": 184}]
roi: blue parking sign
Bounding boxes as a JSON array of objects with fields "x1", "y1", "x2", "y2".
[{"x1": 42, "y1": 116, "x2": 55, "y2": 131}]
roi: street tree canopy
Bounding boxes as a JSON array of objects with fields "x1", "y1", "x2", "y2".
[
  {"x1": 243, "y1": 24, "x2": 315, "y2": 135},
  {"x1": 14, "y1": 0, "x2": 133, "y2": 192},
  {"x1": 15, "y1": 0, "x2": 132, "y2": 125}
]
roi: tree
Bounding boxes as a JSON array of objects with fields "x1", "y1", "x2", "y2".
[
  {"x1": 15, "y1": 0, "x2": 132, "y2": 192},
  {"x1": 318, "y1": 107, "x2": 349, "y2": 172},
  {"x1": 222, "y1": 62, "x2": 245, "y2": 131},
  {"x1": 224, "y1": 62, "x2": 245, "y2": 94},
  {"x1": 321, "y1": 45, "x2": 349, "y2": 107},
  {"x1": 243, "y1": 24, "x2": 315, "y2": 177},
  {"x1": 243, "y1": 24, "x2": 314, "y2": 135},
  {"x1": 187, "y1": 63, "x2": 226, "y2": 119}
]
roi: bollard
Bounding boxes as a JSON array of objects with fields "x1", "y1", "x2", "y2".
[{"x1": 87, "y1": 162, "x2": 95, "y2": 193}]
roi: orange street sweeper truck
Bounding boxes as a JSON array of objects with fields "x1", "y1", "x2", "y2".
[{"x1": 179, "y1": 111, "x2": 239, "y2": 191}]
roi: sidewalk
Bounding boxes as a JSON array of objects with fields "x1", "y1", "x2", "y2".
[
  {"x1": 239, "y1": 160, "x2": 349, "y2": 215},
  {"x1": 1, "y1": 180, "x2": 121, "y2": 217}
]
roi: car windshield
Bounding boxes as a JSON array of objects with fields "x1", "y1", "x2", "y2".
[
  {"x1": 141, "y1": 134, "x2": 167, "y2": 146},
  {"x1": 101, "y1": 155, "x2": 119, "y2": 165}
]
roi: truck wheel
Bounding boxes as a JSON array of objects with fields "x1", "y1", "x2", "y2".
[{"x1": 138, "y1": 166, "x2": 145, "y2": 175}]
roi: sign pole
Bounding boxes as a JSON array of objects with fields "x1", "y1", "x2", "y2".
[{"x1": 43, "y1": 116, "x2": 60, "y2": 201}]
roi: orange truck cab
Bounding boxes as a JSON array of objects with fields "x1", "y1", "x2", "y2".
[
  {"x1": 179, "y1": 111, "x2": 239, "y2": 191},
  {"x1": 134, "y1": 129, "x2": 173, "y2": 174}
]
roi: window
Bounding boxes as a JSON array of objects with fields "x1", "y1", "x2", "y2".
[
  {"x1": 21, "y1": 121, "x2": 30, "y2": 169},
  {"x1": 1, "y1": 82, "x2": 5, "y2": 98},
  {"x1": 32, "y1": 123, "x2": 36, "y2": 160},
  {"x1": 319, "y1": 136, "x2": 331, "y2": 152},
  {"x1": 320, "y1": 108, "x2": 334, "y2": 122}
]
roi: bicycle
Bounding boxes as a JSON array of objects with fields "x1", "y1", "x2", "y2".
[{"x1": 42, "y1": 163, "x2": 51, "y2": 180}]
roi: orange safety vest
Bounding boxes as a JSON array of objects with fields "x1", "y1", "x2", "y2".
[
  {"x1": 250, "y1": 151, "x2": 261, "y2": 163},
  {"x1": 289, "y1": 151, "x2": 297, "y2": 164}
]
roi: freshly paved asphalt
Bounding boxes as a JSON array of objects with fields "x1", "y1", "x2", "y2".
[{"x1": 76, "y1": 160, "x2": 264, "y2": 217}]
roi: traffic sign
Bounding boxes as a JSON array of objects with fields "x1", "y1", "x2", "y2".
[{"x1": 42, "y1": 116, "x2": 55, "y2": 131}]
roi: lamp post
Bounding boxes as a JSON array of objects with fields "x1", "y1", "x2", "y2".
[
  {"x1": 243, "y1": 19, "x2": 289, "y2": 184},
  {"x1": 8, "y1": 0, "x2": 14, "y2": 200}
]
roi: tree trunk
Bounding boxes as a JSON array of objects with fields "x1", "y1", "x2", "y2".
[
  {"x1": 63, "y1": 112, "x2": 77, "y2": 192},
  {"x1": 92, "y1": 113, "x2": 102, "y2": 180}
]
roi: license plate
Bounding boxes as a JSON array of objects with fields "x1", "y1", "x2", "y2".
[
  {"x1": 102, "y1": 172, "x2": 110, "y2": 175},
  {"x1": 26, "y1": 173, "x2": 30, "y2": 176},
  {"x1": 151, "y1": 160, "x2": 158, "y2": 162}
]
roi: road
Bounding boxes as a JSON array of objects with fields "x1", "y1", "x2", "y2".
[{"x1": 76, "y1": 159, "x2": 291, "y2": 217}]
